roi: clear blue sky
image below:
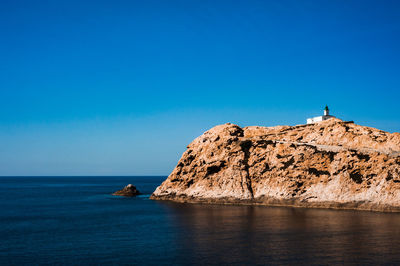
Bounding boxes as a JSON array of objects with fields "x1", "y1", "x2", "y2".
[{"x1": 1, "y1": 0, "x2": 399, "y2": 176}]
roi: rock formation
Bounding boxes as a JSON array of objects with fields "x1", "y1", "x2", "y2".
[
  {"x1": 151, "y1": 118, "x2": 400, "y2": 212},
  {"x1": 113, "y1": 184, "x2": 141, "y2": 197}
]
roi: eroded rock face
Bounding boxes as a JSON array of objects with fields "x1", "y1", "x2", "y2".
[
  {"x1": 113, "y1": 184, "x2": 140, "y2": 197},
  {"x1": 150, "y1": 119, "x2": 400, "y2": 212}
]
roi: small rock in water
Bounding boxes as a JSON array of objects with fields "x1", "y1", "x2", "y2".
[{"x1": 113, "y1": 184, "x2": 141, "y2": 197}]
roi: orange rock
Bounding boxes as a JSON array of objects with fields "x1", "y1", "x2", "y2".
[
  {"x1": 151, "y1": 120, "x2": 400, "y2": 212},
  {"x1": 113, "y1": 184, "x2": 140, "y2": 197}
]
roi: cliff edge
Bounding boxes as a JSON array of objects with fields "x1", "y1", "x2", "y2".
[{"x1": 151, "y1": 119, "x2": 400, "y2": 212}]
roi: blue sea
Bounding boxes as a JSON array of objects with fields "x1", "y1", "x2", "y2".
[{"x1": 1, "y1": 176, "x2": 400, "y2": 265}]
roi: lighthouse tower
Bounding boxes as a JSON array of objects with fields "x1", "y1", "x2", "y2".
[
  {"x1": 324, "y1": 105, "x2": 329, "y2": 116},
  {"x1": 307, "y1": 105, "x2": 335, "y2": 124}
]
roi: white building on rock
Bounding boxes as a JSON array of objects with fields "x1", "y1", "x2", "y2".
[{"x1": 307, "y1": 106, "x2": 335, "y2": 124}]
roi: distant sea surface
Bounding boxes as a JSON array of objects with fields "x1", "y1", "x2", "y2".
[{"x1": 1, "y1": 176, "x2": 400, "y2": 265}]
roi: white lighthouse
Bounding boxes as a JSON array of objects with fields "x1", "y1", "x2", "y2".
[
  {"x1": 324, "y1": 105, "x2": 329, "y2": 116},
  {"x1": 307, "y1": 105, "x2": 335, "y2": 124}
]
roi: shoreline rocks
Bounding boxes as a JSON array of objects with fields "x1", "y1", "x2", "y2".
[
  {"x1": 113, "y1": 184, "x2": 141, "y2": 197},
  {"x1": 150, "y1": 119, "x2": 400, "y2": 212}
]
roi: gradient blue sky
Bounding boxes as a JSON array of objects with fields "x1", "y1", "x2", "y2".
[{"x1": 1, "y1": 0, "x2": 399, "y2": 176}]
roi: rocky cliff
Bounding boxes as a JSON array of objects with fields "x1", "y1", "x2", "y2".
[{"x1": 151, "y1": 119, "x2": 400, "y2": 212}]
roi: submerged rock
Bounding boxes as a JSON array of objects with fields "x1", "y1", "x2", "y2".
[
  {"x1": 151, "y1": 119, "x2": 400, "y2": 212},
  {"x1": 113, "y1": 184, "x2": 141, "y2": 197}
]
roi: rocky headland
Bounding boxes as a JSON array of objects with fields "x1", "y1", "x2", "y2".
[{"x1": 150, "y1": 118, "x2": 400, "y2": 212}]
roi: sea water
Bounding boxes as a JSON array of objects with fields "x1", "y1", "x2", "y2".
[{"x1": 1, "y1": 176, "x2": 400, "y2": 265}]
